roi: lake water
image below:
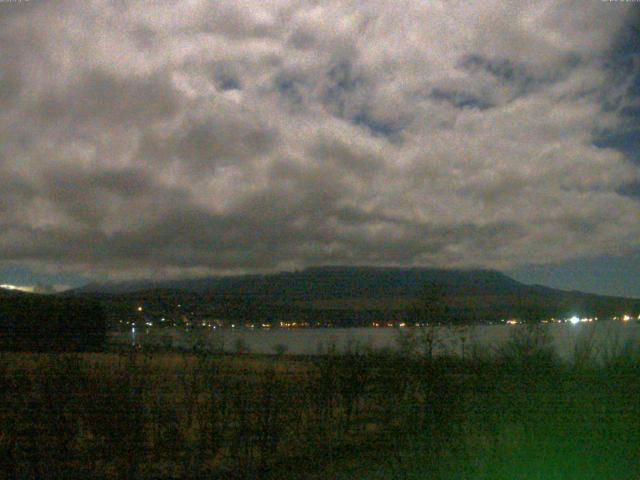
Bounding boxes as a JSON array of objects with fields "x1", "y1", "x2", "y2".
[{"x1": 112, "y1": 321, "x2": 640, "y2": 361}]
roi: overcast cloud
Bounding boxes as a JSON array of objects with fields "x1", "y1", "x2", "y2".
[{"x1": 1, "y1": 0, "x2": 639, "y2": 280}]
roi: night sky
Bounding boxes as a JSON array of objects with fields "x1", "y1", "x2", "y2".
[{"x1": 0, "y1": 1, "x2": 639, "y2": 297}]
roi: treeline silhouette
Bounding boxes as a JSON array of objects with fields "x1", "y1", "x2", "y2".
[{"x1": 0, "y1": 296, "x2": 107, "y2": 352}]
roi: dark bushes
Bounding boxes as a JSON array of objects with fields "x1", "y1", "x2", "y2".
[
  {"x1": 2, "y1": 338, "x2": 640, "y2": 479},
  {"x1": 495, "y1": 324, "x2": 559, "y2": 373}
]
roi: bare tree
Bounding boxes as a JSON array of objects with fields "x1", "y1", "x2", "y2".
[{"x1": 408, "y1": 282, "x2": 449, "y2": 359}]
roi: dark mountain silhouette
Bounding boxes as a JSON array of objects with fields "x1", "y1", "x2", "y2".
[
  {"x1": 74, "y1": 266, "x2": 526, "y2": 298},
  {"x1": 69, "y1": 266, "x2": 640, "y2": 325}
]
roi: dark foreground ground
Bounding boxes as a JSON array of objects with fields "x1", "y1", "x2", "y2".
[{"x1": 1, "y1": 329, "x2": 639, "y2": 479}]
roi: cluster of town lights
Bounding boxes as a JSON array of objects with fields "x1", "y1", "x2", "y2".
[
  {"x1": 506, "y1": 314, "x2": 638, "y2": 325},
  {"x1": 566, "y1": 315, "x2": 639, "y2": 325},
  {"x1": 131, "y1": 304, "x2": 638, "y2": 330}
]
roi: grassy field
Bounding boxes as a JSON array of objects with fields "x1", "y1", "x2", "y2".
[{"x1": 1, "y1": 328, "x2": 639, "y2": 479}]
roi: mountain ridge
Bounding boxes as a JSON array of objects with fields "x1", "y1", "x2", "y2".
[
  {"x1": 63, "y1": 266, "x2": 640, "y2": 323},
  {"x1": 71, "y1": 266, "x2": 527, "y2": 298}
]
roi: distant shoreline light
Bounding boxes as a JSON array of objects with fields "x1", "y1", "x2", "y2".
[
  {"x1": 0, "y1": 284, "x2": 35, "y2": 293},
  {"x1": 0, "y1": 283, "x2": 72, "y2": 294}
]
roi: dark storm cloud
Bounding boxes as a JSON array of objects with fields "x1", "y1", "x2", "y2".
[
  {"x1": 39, "y1": 166, "x2": 156, "y2": 226},
  {"x1": 37, "y1": 69, "x2": 181, "y2": 127},
  {"x1": 170, "y1": 107, "x2": 278, "y2": 172},
  {"x1": 0, "y1": 0, "x2": 639, "y2": 280}
]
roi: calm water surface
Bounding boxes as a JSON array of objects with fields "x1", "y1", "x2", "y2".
[{"x1": 114, "y1": 321, "x2": 640, "y2": 360}]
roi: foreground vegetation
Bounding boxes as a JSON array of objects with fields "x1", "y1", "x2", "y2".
[{"x1": 1, "y1": 327, "x2": 639, "y2": 479}]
